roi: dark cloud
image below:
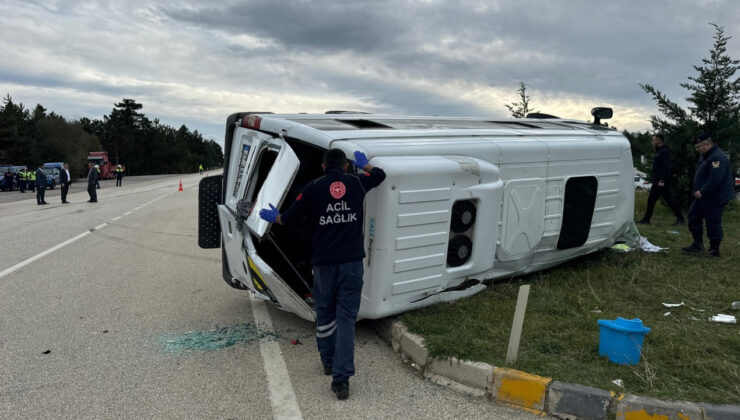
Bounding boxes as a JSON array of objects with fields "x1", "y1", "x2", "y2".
[
  {"x1": 163, "y1": 0, "x2": 740, "y2": 104},
  {"x1": 164, "y1": 0, "x2": 408, "y2": 52}
]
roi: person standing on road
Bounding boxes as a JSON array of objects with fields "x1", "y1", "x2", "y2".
[
  {"x1": 259, "y1": 149, "x2": 386, "y2": 400},
  {"x1": 637, "y1": 134, "x2": 685, "y2": 225},
  {"x1": 87, "y1": 164, "x2": 99, "y2": 203},
  {"x1": 35, "y1": 164, "x2": 48, "y2": 205},
  {"x1": 60, "y1": 163, "x2": 71, "y2": 204},
  {"x1": 114, "y1": 165, "x2": 124, "y2": 187},
  {"x1": 3, "y1": 169, "x2": 13, "y2": 191},
  {"x1": 682, "y1": 133, "x2": 734, "y2": 257},
  {"x1": 19, "y1": 169, "x2": 26, "y2": 193},
  {"x1": 29, "y1": 169, "x2": 35, "y2": 192},
  {"x1": 199, "y1": 164, "x2": 204, "y2": 175}
]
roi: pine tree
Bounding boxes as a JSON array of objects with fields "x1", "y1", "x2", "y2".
[
  {"x1": 505, "y1": 82, "x2": 537, "y2": 118},
  {"x1": 640, "y1": 23, "x2": 739, "y2": 205}
]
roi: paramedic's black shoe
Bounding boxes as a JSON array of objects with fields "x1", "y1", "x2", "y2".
[
  {"x1": 636, "y1": 219, "x2": 650, "y2": 224},
  {"x1": 672, "y1": 219, "x2": 685, "y2": 226},
  {"x1": 682, "y1": 242, "x2": 704, "y2": 253},
  {"x1": 331, "y1": 382, "x2": 349, "y2": 400},
  {"x1": 323, "y1": 365, "x2": 332, "y2": 375}
]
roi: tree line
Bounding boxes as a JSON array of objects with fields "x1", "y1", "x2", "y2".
[
  {"x1": 506, "y1": 24, "x2": 739, "y2": 207},
  {"x1": 0, "y1": 97, "x2": 223, "y2": 177}
]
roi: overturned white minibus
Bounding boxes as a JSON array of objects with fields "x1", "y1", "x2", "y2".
[{"x1": 198, "y1": 109, "x2": 635, "y2": 322}]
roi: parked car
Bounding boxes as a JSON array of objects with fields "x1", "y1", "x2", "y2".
[
  {"x1": 43, "y1": 167, "x2": 60, "y2": 189},
  {"x1": 634, "y1": 174, "x2": 652, "y2": 191}
]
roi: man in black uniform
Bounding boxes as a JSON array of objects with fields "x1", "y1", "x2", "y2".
[
  {"x1": 259, "y1": 149, "x2": 386, "y2": 400},
  {"x1": 637, "y1": 134, "x2": 684, "y2": 225},
  {"x1": 35, "y1": 165, "x2": 48, "y2": 205},
  {"x1": 682, "y1": 133, "x2": 734, "y2": 257}
]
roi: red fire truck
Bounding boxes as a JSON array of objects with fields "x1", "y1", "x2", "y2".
[{"x1": 86, "y1": 152, "x2": 124, "y2": 180}]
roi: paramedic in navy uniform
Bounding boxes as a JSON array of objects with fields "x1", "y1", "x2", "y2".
[
  {"x1": 259, "y1": 149, "x2": 386, "y2": 400},
  {"x1": 682, "y1": 133, "x2": 734, "y2": 257}
]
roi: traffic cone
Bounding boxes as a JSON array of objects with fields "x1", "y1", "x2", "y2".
[{"x1": 178, "y1": 180, "x2": 183, "y2": 191}]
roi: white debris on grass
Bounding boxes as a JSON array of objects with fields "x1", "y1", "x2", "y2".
[
  {"x1": 709, "y1": 314, "x2": 737, "y2": 324},
  {"x1": 663, "y1": 312, "x2": 671, "y2": 316},
  {"x1": 638, "y1": 236, "x2": 668, "y2": 252},
  {"x1": 612, "y1": 379, "x2": 624, "y2": 387},
  {"x1": 662, "y1": 302, "x2": 684, "y2": 308}
]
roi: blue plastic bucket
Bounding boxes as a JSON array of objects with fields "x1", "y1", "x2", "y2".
[{"x1": 597, "y1": 318, "x2": 651, "y2": 365}]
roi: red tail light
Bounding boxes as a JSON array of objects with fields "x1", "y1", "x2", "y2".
[{"x1": 242, "y1": 115, "x2": 262, "y2": 130}]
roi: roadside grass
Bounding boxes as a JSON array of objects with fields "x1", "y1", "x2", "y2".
[{"x1": 401, "y1": 192, "x2": 740, "y2": 404}]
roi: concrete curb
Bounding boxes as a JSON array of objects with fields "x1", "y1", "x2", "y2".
[{"x1": 372, "y1": 318, "x2": 740, "y2": 420}]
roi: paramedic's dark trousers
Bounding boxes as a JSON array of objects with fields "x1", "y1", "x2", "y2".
[{"x1": 313, "y1": 261, "x2": 363, "y2": 384}]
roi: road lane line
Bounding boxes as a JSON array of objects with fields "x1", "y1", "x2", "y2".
[
  {"x1": 111, "y1": 216, "x2": 122, "y2": 221},
  {"x1": 249, "y1": 293, "x2": 303, "y2": 420},
  {"x1": 0, "y1": 230, "x2": 91, "y2": 279},
  {"x1": 124, "y1": 211, "x2": 133, "y2": 216}
]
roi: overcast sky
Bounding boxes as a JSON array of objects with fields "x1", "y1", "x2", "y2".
[{"x1": 1, "y1": 0, "x2": 739, "y2": 143}]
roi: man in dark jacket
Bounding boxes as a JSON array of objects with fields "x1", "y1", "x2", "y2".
[
  {"x1": 60, "y1": 163, "x2": 71, "y2": 203},
  {"x1": 87, "y1": 164, "x2": 99, "y2": 203},
  {"x1": 259, "y1": 149, "x2": 386, "y2": 400},
  {"x1": 35, "y1": 165, "x2": 48, "y2": 205},
  {"x1": 638, "y1": 134, "x2": 684, "y2": 225},
  {"x1": 682, "y1": 133, "x2": 734, "y2": 257}
]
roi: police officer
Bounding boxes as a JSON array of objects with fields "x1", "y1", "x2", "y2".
[
  {"x1": 682, "y1": 133, "x2": 734, "y2": 257},
  {"x1": 114, "y1": 165, "x2": 124, "y2": 187},
  {"x1": 199, "y1": 164, "x2": 204, "y2": 175},
  {"x1": 637, "y1": 134, "x2": 684, "y2": 225},
  {"x1": 29, "y1": 169, "x2": 35, "y2": 192},
  {"x1": 259, "y1": 149, "x2": 386, "y2": 400},
  {"x1": 19, "y1": 169, "x2": 26, "y2": 193},
  {"x1": 27, "y1": 170, "x2": 33, "y2": 192},
  {"x1": 35, "y1": 164, "x2": 48, "y2": 205}
]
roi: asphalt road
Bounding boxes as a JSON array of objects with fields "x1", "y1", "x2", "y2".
[{"x1": 0, "y1": 173, "x2": 544, "y2": 419}]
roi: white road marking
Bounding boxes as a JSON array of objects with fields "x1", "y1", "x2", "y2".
[
  {"x1": 111, "y1": 216, "x2": 122, "y2": 221},
  {"x1": 0, "y1": 230, "x2": 91, "y2": 279},
  {"x1": 124, "y1": 211, "x2": 133, "y2": 216},
  {"x1": 249, "y1": 293, "x2": 303, "y2": 420},
  {"x1": 93, "y1": 223, "x2": 107, "y2": 231}
]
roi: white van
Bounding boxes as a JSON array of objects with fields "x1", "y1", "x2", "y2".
[{"x1": 198, "y1": 109, "x2": 635, "y2": 322}]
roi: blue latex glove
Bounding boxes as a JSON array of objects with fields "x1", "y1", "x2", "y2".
[
  {"x1": 352, "y1": 151, "x2": 368, "y2": 168},
  {"x1": 259, "y1": 204, "x2": 279, "y2": 223}
]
